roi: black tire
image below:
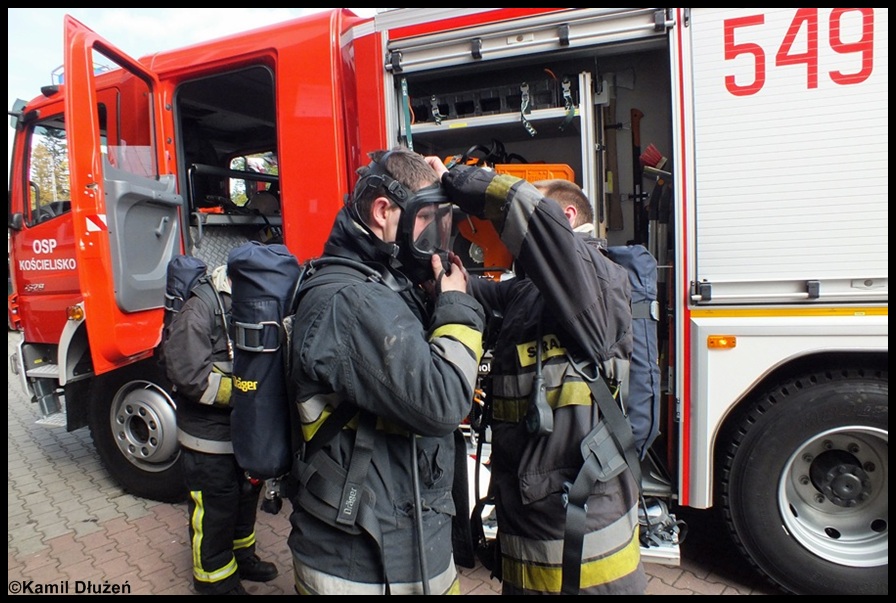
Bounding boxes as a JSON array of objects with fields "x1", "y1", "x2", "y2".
[
  {"x1": 720, "y1": 367, "x2": 888, "y2": 595},
  {"x1": 88, "y1": 358, "x2": 185, "y2": 503}
]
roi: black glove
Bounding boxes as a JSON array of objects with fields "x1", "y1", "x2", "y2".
[{"x1": 442, "y1": 165, "x2": 525, "y2": 220}]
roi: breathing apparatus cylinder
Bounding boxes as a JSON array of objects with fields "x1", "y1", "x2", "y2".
[{"x1": 227, "y1": 241, "x2": 301, "y2": 480}]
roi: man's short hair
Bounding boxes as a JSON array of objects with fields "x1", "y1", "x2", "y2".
[
  {"x1": 352, "y1": 148, "x2": 439, "y2": 223},
  {"x1": 533, "y1": 178, "x2": 594, "y2": 227}
]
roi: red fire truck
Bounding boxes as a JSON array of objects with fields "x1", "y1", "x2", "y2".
[{"x1": 8, "y1": 9, "x2": 887, "y2": 595}]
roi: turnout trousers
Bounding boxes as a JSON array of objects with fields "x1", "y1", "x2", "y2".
[{"x1": 183, "y1": 448, "x2": 261, "y2": 594}]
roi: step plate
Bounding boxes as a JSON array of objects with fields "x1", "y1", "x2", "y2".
[
  {"x1": 35, "y1": 412, "x2": 67, "y2": 428},
  {"x1": 26, "y1": 363, "x2": 60, "y2": 378},
  {"x1": 640, "y1": 541, "x2": 680, "y2": 566}
]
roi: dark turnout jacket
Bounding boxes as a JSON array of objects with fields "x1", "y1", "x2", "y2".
[
  {"x1": 443, "y1": 167, "x2": 647, "y2": 595},
  {"x1": 166, "y1": 287, "x2": 234, "y2": 452},
  {"x1": 287, "y1": 206, "x2": 485, "y2": 594}
]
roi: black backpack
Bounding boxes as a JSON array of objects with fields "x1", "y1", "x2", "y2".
[
  {"x1": 158, "y1": 255, "x2": 228, "y2": 373},
  {"x1": 605, "y1": 244, "x2": 661, "y2": 459}
]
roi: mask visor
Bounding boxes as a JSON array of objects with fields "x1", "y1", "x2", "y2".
[{"x1": 412, "y1": 202, "x2": 453, "y2": 257}]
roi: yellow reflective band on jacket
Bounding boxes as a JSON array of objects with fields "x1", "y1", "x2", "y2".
[
  {"x1": 214, "y1": 375, "x2": 232, "y2": 405},
  {"x1": 500, "y1": 518, "x2": 642, "y2": 594},
  {"x1": 200, "y1": 369, "x2": 233, "y2": 406},
  {"x1": 515, "y1": 334, "x2": 566, "y2": 368},
  {"x1": 430, "y1": 323, "x2": 484, "y2": 362},
  {"x1": 491, "y1": 381, "x2": 592, "y2": 423},
  {"x1": 483, "y1": 173, "x2": 526, "y2": 221},
  {"x1": 501, "y1": 180, "x2": 542, "y2": 256},
  {"x1": 301, "y1": 405, "x2": 414, "y2": 443},
  {"x1": 301, "y1": 405, "x2": 337, "y2": 442},
  {"x1": 491, "y1": 361, "x2": 570, "y2": 397},
  {"x1": 190, "y1": 490, "x2": 239, "y2": 584}
]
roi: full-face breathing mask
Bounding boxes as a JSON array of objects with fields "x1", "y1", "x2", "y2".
[{"x1": 347, "y1": 152, "x2": 453, "y2": 283}]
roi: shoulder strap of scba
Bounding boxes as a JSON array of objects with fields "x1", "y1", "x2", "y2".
[
  {"x1": 282, "y1": 254, "x2": 409, "y2": 399},
  {"x1": 560, "y1": 356, "x2": 642, "y2": 595},
  {"x1": 191, "y1": 277, "x2": 232, "y2": 359},
  {"x1": 293, "y1": 411, "x2": 393, "y2": 589},
  {"x1": 291, "y1": 256, "x2": 384, "y2": 305}
]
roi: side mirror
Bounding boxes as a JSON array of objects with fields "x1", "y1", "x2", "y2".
[{"x1": 9, "y1": 212, "x2": 24, "y2": 231}]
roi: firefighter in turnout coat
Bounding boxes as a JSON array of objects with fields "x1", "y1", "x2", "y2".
[
  {"x1": 287, "y1": 149, "x2": 485, "y2": 594},
  {"x1": 426, "y1": 159, "x2": 647, "y2": 595},
  {"x1": 165, "y1": 265, "x2": 278, "y2": 595}
]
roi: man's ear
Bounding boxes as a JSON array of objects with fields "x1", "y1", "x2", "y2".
[
  {"x1": 563, "y1": 204, "x2": 578, "y2": 227},
  {"x1": 369, "y1": 195, "x2": 393, "y2": 230}
]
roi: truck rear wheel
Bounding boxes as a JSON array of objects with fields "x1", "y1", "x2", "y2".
[
  {"x1": 88, "y1": 359, "x2": 185, "y2": 503},
  {"x1": 720, "y1": 367, "x2": 888, "y2": 595}
]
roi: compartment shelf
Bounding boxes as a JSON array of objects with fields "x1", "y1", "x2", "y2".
[
  {"x1": 408, "y1": 107, "x2": 580, "y2": 150},
  {"x1": 411, "y1": 106, "x2": 577, "y2": 135}
]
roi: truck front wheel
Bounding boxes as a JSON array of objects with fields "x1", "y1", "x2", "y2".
[
  {"x1": 720, "y1": 367, "x2": 888, "y2": 595},
  {"x1": 88, "y1": 359, "x2": 185, "y2": 503}
]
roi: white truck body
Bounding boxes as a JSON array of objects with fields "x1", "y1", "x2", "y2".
[{"x1": 374, "y1": 8, "x2": 887, "y2": 594}]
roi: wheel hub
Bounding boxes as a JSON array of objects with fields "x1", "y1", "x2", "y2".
[
  {"x1": 110, "y1": 381, "x2": 179, "y2": 470},
  {"x1": 781, "y1": 427, "x2": 887, "y2": 567},
  {"x1": 809, "y1": 450, "x2": 872, "y2": 507}
]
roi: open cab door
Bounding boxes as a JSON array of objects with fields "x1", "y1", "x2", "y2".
[{"x1": 64, "y1": 15, "x2": 181, "y2": 374}]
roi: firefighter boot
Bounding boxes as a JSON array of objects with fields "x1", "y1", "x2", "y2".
[
  {"x1": 238, "y1": 554, "x2": 279, "y2": 582},
  {"x1": 223, "y1": 582, "x2": 250, "y2": 595}
]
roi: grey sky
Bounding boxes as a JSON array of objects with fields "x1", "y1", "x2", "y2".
[{"x1": 7, "y1": 8, "x2": 376, "y2": 180}]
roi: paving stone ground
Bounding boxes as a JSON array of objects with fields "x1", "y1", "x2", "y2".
[{"x1": 8, "y1": 332, "x2": 781, "y2": 595}]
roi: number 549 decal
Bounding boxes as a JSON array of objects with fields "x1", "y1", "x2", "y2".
[{"x1": 724, "y1": 8, "x2": 874, "y2": 96}]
